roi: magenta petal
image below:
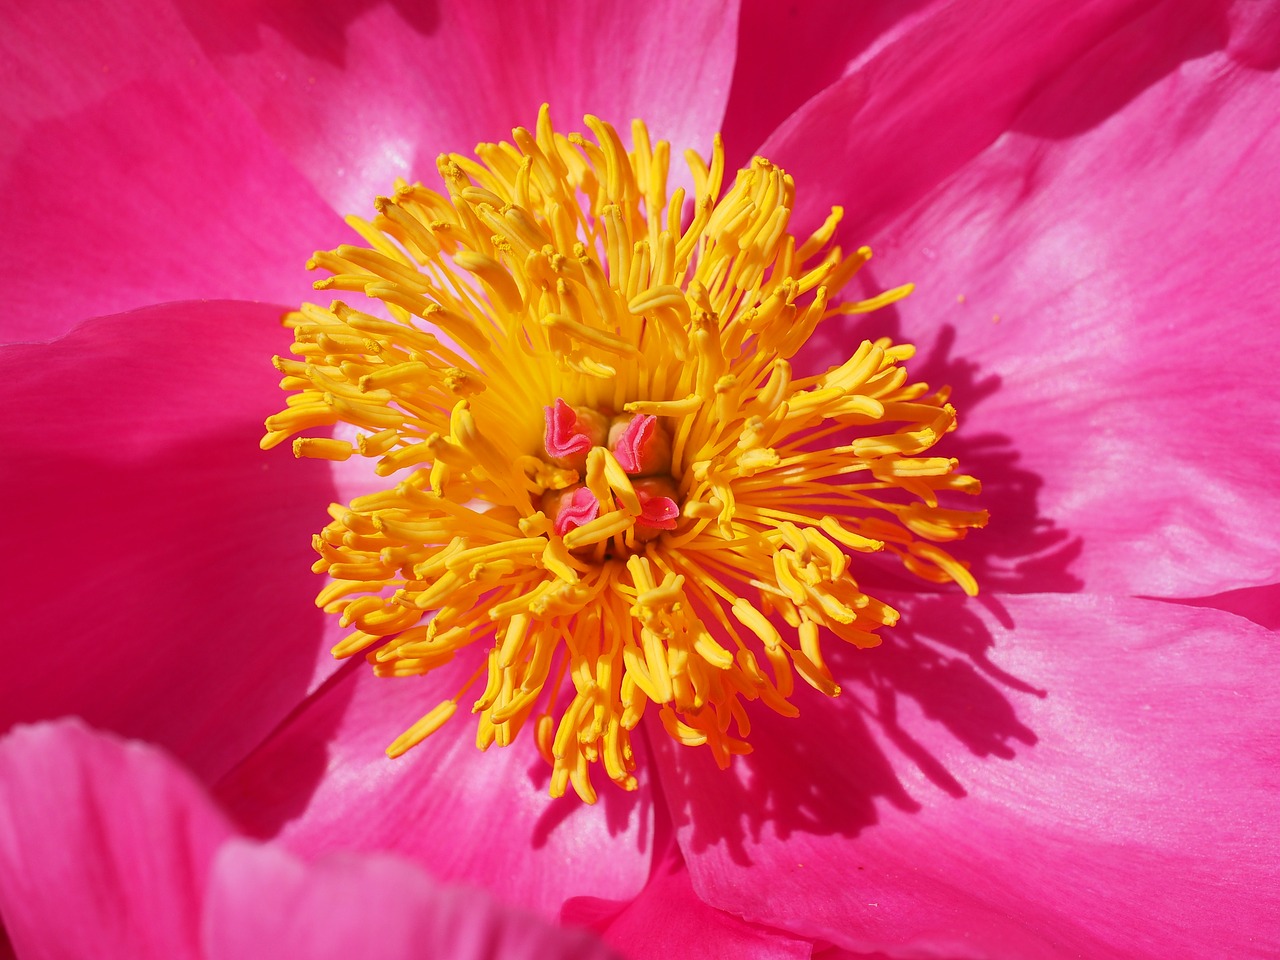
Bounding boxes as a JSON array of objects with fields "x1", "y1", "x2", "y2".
[
  {"x1": 215, "y1": 658, "x2": 654, "y2": 921},
  {"x1": 0, "y1": 2, "x2": 344, "y2": 344},
  {"x1": 1178, "y1": 582, "x2": 1280, "y2": 632},
  {"x1": 204, "y1": 840, "x2": 618, "y2": 960},
  {"x1": 854, "y1": 23, "x2": 1280, "y2": 597},
  {"x1": 175, "y1": 0, "x2": 742, "y2": 213},
  {"x1": 722, "y1": 0, "x2": 945, "y2": 167},
  {"x1": 0, "y1": 302, "x2": 342, "y2": 782},
  {"x1": 0, "y1": 720, "x2": 233, "y2": 960},
  {"x1": 658, "y1": 594, "x2": 1280, "y2": 957},
  {"x1": 763, "y1": 0, "x2": 1172, "y2": 238},
  {"x1": 602, "y1": 855, "x2": 812, "y2": 959}
]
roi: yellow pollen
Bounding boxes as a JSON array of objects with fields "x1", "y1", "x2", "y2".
[{"x1": 264, "y1": 106, "x2": 987, "y2": 802}]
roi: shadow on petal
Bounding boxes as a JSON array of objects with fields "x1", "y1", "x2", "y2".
[
  {"x1": 1160, "y1": 581, "x2": 1280, "y2": 632},
  {"x1": 656, "y1": 291, "x2": 1054, "y2": 865},
  {"x1": 648, "y1": 679, "x2": 916, "y2": 869},
  {"x1": 215, "y1": 657, "x2": 656, "y2": 920},
  {"x1": 215, "y1": 659, "x2": 361, "y2": 840},
  {"x1": 653, "y1": 590, "x2": 1041, "y2": 868},
  {"x1": 721, "y1": 0, "x2": 938, "y2": 168},
  {"x1": 914, "y1": 323, "x2": 1084, "y2": 595},
  {"x1": 796, "y1": 275, "x2": 1084, "y2": 597},
  {"x1": 174, "y1": 0, "x2": 442, "y2": 66},
  {"x1": 1012, "y1": 0, "x2": 1230, "y2": 141},
  {"x1": 527, "y1": 740, "x2": 654, "y2": 852}
]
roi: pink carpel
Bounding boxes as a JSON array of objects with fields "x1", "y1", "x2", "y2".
[
  {"x1": 613, "y1": 414, "x2": 657, "y2": 473},
  {"x1": 554, "y1": 487, "x2": 601, "y2": 537},
  {"x1": 543, "y1": 399, "x2": 593, "y2": 459},
  {"x1": 636, "y1": 489, "x2": 679, "y2": 530}
]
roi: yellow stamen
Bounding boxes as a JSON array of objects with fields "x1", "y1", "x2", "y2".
[{"x1": 264, "y1": 107, "x2": 987, "y2": 803}]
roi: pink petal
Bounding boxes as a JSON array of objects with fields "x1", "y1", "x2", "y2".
[
  {"x1": 601, "y1": 852, "x2": 812, "y2": 959},
  {"x1": 721, "y1": 0, "x2": 945, "y2": 167},
  {"x1": 656, "y1": 594, "x2": 1280, "y2": 957},
  {"x1": 1178, "y1": 582, "x2": 1280, "y2": 631},
  {"x1": 760, "y1": 0, "x2": 1165, "y2": 239},
  {"x1": 0, "y1": 1, "x2": 344, "y2": 344},
  {"x1": 204, "y1": 840, "x2": 619, "y2": 960},
  {"x1": 849, "y1": 16, "x2": 1280, "y2": 597},
  {"x1": 1226, "y1": 0, "x2": 1280, "y2": 67},
  {"x1": 0, "y1": 719, "x2": 234, "y2": 960},
  {"x1": 0, "y1": 302, "x2": 343, "y2": 782},
  {"x1": 175, "y1": 0, "x2": 742, "y2": 214},
  {"x1": 215, "y1": 657, "x2": 655, "y2": 922}
]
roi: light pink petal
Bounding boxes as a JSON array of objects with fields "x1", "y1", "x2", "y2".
[
  {"x1": 845, "y1": 20, "x2": 1280, "y2": 597},
  {"x1": 204, "y1": 840, "x2": 619, "y2": 960},
  {"x1": 601, "y1": 853, "x2": 812, "y2": 959},
  {"x1": 215, "y1": 656, "x2": 654, "y2": 922},
  {"x1": 0, "y1": 719, "x2": 234, "y2": 960},
  {"x1": 656, "y1": 594, "x2": 1280, "y2": 957},
  {"x1": 175, "y1": 0, "x2": 741, "y2": 213},
  {"x1": 721, "y1": 0, "x2": 945, "y2": 168},
  {"x1": 0, "y1": 302, "x2": 343, "y2": 782},
  {"x1": 0, "y1": 0, "x2": 344, "y2": 344}
]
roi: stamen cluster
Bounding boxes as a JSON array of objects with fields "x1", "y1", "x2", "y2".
[{"x1": 263, "y1": 106, "x2": 986, "y2": 802}]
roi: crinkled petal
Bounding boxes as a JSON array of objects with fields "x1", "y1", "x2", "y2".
[
  {"x1": 0, "y1": 719, "x2": 234, "y2": 960},
  {"x1": 0, "y1": 302, "x2": 341, "y2": 782},
  {"x1": 215, "y1": 658, "x2": 654, "y2": 921},
  {"x1": 204, "y1": 840, "x2": 619, "y2": 960},
  {"x1": 657, "y1": 594, "x2": 1280, "y2": 958},
  {"x1": 852, "y1": 16, "x2": 1280, "y2": 597},
  {"x1": 175, "y1": 0, "x2": 741, "y2": 213},
  {"x1": 0, "y1": 1, "x2": 344, "y2": 344}
]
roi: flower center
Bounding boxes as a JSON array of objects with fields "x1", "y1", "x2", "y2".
[
  {"x1": 262, "y1": 106, "x2": 986, "y2": 802},
  {"x1": 540, "y1": 400, "x2": 678, "y2": 549}
]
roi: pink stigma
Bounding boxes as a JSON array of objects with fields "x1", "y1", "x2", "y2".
[
  {"x1": 612, "y1": 414, "x2": 657, "y2": 473},
  {"x1": 636, "y1": 489, "x2": 679, "y2": 530},
  {"x1": 554, "y1": 487, "x2": 602, "y2": 536},
  {"x1": 544, "y1": 399, "x2": 592, "y2": 459}
]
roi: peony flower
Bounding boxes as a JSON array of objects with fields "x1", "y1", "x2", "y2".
[
  {"x1": 2, "y1": 1, "x2": 1278, "y2": 958},
  {"x1": 0, "y1": 719, "x2": 619, "y2": 960}
]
